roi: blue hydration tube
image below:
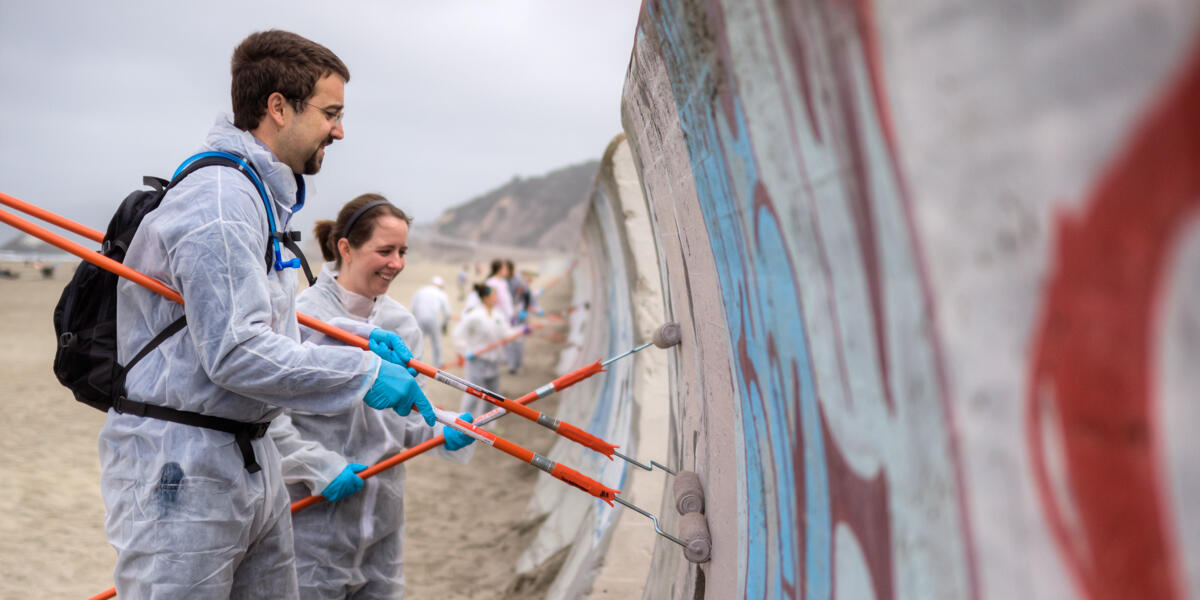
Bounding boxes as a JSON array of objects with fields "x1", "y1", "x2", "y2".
[{"x1": 172, "y1": 151, "x2": 299, "y2": 272}]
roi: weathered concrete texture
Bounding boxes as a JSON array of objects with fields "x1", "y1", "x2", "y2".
[
  {"x1": 581, "y1": 135, "x2": 676, "y2": 599},
  {"x1": 615, "y1": 0, "x2": 1200, "y2": 599},
  {"x1": 514, "y1": 134, "x2": 671, "y2": 599}
]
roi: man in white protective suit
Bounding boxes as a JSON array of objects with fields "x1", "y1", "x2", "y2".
[{"x1": 102, "y1": 30, "x2": 435, "y2": 598}]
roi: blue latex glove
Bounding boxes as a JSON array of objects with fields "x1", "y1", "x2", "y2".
[
  {"x1": 444, "y1": 413, "x2": 476, "y2": 451},
  {"x1": 519, "y1": 309, "x2": 527, "y2": 321},
  {"x1": 321, "y1": 462, "x2": 367, "y2": 502},
  {"x1": 466, "y1": 353, "x2": 476, "y2": 361},
  {"x1": 364, "y1": 361, "x2": 436, "y2": 426},
  {"x1": 368, "y1": 328, "x2": 417, "y2": 376}
]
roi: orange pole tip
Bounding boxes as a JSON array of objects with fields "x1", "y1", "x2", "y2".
[
  {"x1": 549, "y1": 462, "x2": 621, "y2": 506},
  {"x1": 551, "y1": 360, "x2": 605, "y2": 391},
  {"x1": 87, "y1": 588, "x2": 116, "y2": 600},
  {"x1": 556, "y1": 421, "x2": 618, "y2": 457}
]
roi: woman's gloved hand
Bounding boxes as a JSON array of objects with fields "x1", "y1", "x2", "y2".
[
  {"x1": 444, "y1": 413, "x2": 476, "y2": 451},
  {"x1": 368, "y1": 328, "x2": 417, "y2": 376},
  {"x1": 364, "y1": 361, "x2": 436, "y2": 426},
  {"x1": 321, "y1": 463, "x2": 368, "y2": 502}
]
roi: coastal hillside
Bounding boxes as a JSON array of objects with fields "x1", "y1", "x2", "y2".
[{"x1": 427, "y1": 160, "x2": 598, "y2": 251}]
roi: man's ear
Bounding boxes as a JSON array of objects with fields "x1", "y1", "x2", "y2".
[{"x1": 266, "y1": 92, "x2": 289, "y2": 128}]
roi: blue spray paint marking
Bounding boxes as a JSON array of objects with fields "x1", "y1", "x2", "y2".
[{"x1": 646, "y1": 1, "x2": 827, "y2": 598}]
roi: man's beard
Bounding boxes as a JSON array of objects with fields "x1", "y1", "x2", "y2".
[{"x1": 303, "y1": 138, "x2": 334, "y2": 175}]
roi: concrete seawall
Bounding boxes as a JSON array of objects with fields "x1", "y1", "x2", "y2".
[
  {"x1": 511, "y1": 134, "x2": 668, "y2": 599},
  {"x1": 517, "y1": 1, "x2": 1200, "y2": 598}
]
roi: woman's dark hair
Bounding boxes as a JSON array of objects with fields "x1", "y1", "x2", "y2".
[
  {"x1": 312, "y1": 193, "x2": 411, "y2": 267},
  {"x1": 231, "y1": 30, "x2": 351, "y2": 131},
  {"x1": 473, "y1": 283, "x2": 493, "y2": 299},
  {"x1": 488, "y1": 259, "x2": 504, "y2": 277}
]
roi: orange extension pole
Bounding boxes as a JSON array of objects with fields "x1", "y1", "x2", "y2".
[
  {"x1": 0, "y1": 194, "x2": 622, "y2": 459},
  {"x1": 302, "y1": 345, "x2": 633, "y2": 510},
  {"x1": 0, "y1": 201, "x2": 623, "y2": 600},
  {"x1": 425, "y1": 361, "x2": 617, "y2": 458},
  {"x1": 438, "y1": 324, "x2": 539, "y2": 370},
  {"x1": 81, "y1": 341, "x2": 614, "y2": 600},
  {"x1": 0, "y1": 192, "x2": 105, "y2": 242},
  {"x1": 0, "y1": 202, "x2": 621, "y2": 471},
  {"x1": 300, "y1": 314, "x2": 618, "y2": 458}
]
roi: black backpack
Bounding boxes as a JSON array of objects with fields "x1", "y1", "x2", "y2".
[{"x1": 51, "y1": 152, "x2": 314, "y2": 411}]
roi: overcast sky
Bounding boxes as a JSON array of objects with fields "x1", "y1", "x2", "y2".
[{"x1": 0, "y1": 1, "x2": 642, "y2": 247}]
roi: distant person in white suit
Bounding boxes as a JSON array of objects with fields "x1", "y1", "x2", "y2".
[
  {"x1": 411, "y1": 276, "x2": 452, "y2": 367},
  {"x1": 453, "y1": 283, "x2": 519, "y2": 417}
]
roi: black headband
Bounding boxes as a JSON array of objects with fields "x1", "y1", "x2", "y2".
[{"x1": 341, "y1": 200, "x2": 392, "y2": 240}]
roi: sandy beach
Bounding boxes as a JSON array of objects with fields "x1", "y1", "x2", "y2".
[{"x1": 0, "y1": 253, "x2": 572, "y2": 598}]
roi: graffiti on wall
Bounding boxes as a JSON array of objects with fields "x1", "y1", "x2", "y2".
[
  {"x1": 1028, "y1": 44, "x2": 1200, "y2": 600},
  {"x1": 625, "y1": 0, "x2": 972, "y2": 597},
  {"x1": 622, "y1": 0, "x2": 1200, "y2": 598}
]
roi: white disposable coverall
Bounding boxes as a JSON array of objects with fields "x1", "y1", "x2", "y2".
[
  {"x1": 453, "y1": 303, "x2": 516, "y2": 416},
  {"x1": 484, "y1": 274, "x2": 514, "y2": 322},
  {"x1": 103, "y1": 115, "x2": 381, "y2": 599},
  {"x1": 271, "y1": 263, "x2": 472, "y2": 599},
  {"x1": 410, "y1": 284, "x2": 451, "y2": 367},
  {"x1": 504, "y1": 273, "x2": 531, "y2": 373}
]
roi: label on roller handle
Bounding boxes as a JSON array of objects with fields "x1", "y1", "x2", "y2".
[
  {"x1": 439, "y1": 415, "x2": 496, "y2": 446},
  {"x1": 434, "y1": 371, "x2": 469, "y2": 393},
  {"x1": 436, "y1": 371, "x2": 508, "y2": 425},
  {"x1": 439, "y1": 371, "x2": 510, "y2": 412},
  {"x1": 474, "y1": 406, "x2": 508, "y2": 426}
]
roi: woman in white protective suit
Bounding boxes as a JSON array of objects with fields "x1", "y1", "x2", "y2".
[
  {"x1": 269, "y1": 194, "x2": 477, "y2": 599},
  {"x1": 454, "y1": 282, "x2": 522, "y2": 417}
]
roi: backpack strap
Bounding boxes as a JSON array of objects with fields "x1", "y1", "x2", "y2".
[
  {"x1": 273, "y1": 231, "x2": 316, "y2": 286},
  {"x1": 143, "y1": 176, "x2": 169, "y2": 193},
  {"x1": 168, "y1": 153, "x2": 276, "y2": 274},
  {"x1": 107, "y1": 155, "x2": 291, "y2": 473},
  {"x1": 111, "y1": 395, "x2": 271, "y2": 473},
  {"x1": 169, "y1": 152, "x2": 312, "y2": 278},
  {"x1": 112, "y1": 313, "x2": 273, "y2": 473},
  {"x1": 118, "y1": 314, "x2": 187, "y2": 379}
]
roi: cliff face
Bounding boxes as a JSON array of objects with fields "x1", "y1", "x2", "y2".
[{"x1": 430, "y1": 160, "x2": 598, "y2": 251}]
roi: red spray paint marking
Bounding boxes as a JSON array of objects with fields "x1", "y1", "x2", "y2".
[
  {"x1": 822, "y1": 407, "x2": 895, "y2": 600},
  {"x1": 1026, "y1": 42, "x2": 1200, "y2": 600}
]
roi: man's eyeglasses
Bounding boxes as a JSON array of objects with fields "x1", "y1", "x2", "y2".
[{"x1": 291, "y1": 99, "x2": 344, "y2": 125}]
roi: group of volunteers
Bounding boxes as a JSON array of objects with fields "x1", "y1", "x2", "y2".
[
  {"x1": 450, "y1": 258, "x2": 538, "y2": 418},
  {"x1": 99, "y1": 30, "x2": 520, "y2": 598}
]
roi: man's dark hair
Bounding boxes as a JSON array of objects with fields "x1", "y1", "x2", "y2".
[{"x1": 230, "y1": 30, "x2": 351, "y2": 131}]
